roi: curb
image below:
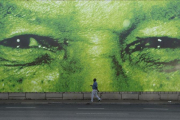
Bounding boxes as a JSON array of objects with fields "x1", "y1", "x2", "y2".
[{"x1": 0, "y1": 100, "x2": 179, "y2": 105}]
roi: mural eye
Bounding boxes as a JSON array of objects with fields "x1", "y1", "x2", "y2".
[
  {"x1": 0, "y1": 34, "x2": 65, "y2": 67},
  {"x1": 1, "y1": 35, "x2": 31, "y2": 48},
  {"x1": 122, "y1": 36, "x2": 180, "y2": 72},
  {"x1": 0, "y1": 34, "x2": 62, "y2": 51},
  {"x1": 125, "y1": 37, "x2": 180, "y2": 54}
]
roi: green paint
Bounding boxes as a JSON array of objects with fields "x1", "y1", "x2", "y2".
[{"x1": 0, "y1": 0, "x2": 180, "y2": 92}]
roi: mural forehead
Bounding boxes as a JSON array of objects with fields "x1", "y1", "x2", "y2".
[{"x1": 0, "y1": 0, "x2": 180, "y2": 92}]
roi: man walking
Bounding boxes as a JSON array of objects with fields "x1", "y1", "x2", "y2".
[{"x1": 90, "y1": 78, "x2": 101, "y2": 102}]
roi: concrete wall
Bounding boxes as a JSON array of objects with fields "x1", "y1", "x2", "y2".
[{"x1": 0, "y1": 92, "x2": 180, "y2": 100}]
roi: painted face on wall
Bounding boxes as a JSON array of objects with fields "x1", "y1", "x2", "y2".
[{"x1": 0, "y1": 0, "x2": 180, "y2": 92}]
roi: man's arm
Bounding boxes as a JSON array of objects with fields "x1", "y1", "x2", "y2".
[
  {"x1": 96, "y1": 83, "x2": 99, "y2": 92},
  {"x1": 97, "y1": 87, "x2": 99, "y2": 92}
]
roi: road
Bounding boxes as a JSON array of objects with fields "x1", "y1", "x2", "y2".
[{"x1": 0, "y1": 104, "x2": 180, "y2": 120}]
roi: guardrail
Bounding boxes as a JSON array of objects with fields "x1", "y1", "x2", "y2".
[{"x1": 0, "y1": 92, "x2": 180, "y2": 100}]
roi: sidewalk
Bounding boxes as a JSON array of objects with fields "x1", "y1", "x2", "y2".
[{"x1": 0, "y1": 99, "x2": 180, "y2": 105}]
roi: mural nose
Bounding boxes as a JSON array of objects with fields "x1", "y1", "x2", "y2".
[{"x1": 77, "y1": 31, "x2": 120, "y2": 91}]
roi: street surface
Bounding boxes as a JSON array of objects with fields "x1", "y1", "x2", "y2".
[{"x1": 0, "y1": 104, "x2": 180, "y2": 120}]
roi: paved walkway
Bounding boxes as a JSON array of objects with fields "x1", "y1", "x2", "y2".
[{"x1": 0, "y1": 100, "x2": 180, "y2": 104}]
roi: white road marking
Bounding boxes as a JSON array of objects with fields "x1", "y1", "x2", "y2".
[
  {"x1": 76, "y1": 113, "x2": 128, "y2": 115},
  {"x1": 6, "y1": 107, "x2": 36, "y2": 109},
  {"x1": 144, "y1": 108, "x2": 168, "y2": 110},
  {"x1": 78, "y1": 108, "x2": 105, "y2": 110}
]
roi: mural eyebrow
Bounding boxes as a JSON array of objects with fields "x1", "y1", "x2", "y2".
[
  {"x1": 0, "y1": 2, "x2": 41, "y2": 20},
  {"x1": 0, "y1": 1, "x2": 78, "y2": 33},
  {"x1": 148, "y1": 2, "x2": 180, "y2": 20},
  {"x1": 0, "y1": 3, "x2": 32, "y2": 22},
  {"x1": 0, "y1": 2, "x2": 17, "y2": 18}
]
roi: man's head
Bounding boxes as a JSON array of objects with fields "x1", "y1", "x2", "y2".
[{"x1": 93, "y1": 78, "x2": 96, "y2": 82}]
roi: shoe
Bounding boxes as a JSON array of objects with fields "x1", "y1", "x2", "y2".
[{"x1": 98, "y1": 99, "x2": 101, "y2": 102}]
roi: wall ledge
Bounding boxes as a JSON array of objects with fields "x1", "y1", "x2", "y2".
[{"x1": 0, "y1": 92, "x2": 179, "y2": 100}]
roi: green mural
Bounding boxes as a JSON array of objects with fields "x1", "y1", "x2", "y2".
[{"x1": 0, "y1": 0, "x2": 180, "y2": 92}]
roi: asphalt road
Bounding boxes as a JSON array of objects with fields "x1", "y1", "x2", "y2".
[{"x1": 0, "y1": 104, "x2": 180, "y2": 120}]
